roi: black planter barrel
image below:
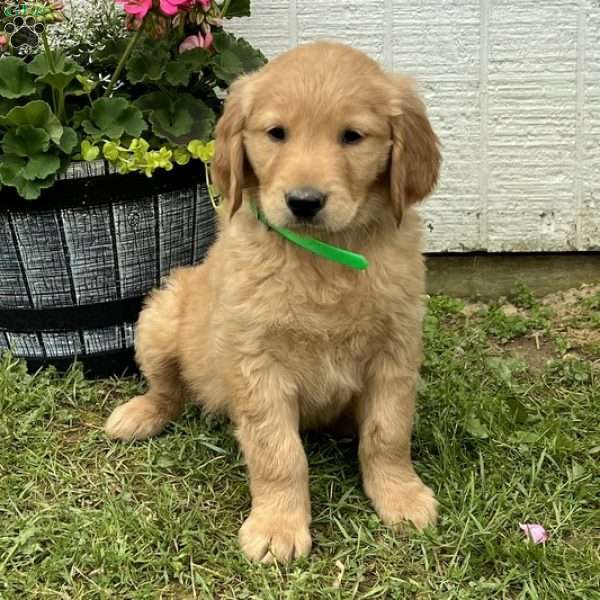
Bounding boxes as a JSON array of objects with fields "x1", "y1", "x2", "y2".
[{"x1": 0, "y1": 160, "x2": 216, "y2": 377}]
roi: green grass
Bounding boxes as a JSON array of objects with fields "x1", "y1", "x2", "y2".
[{"x1": 1, "y1": 288, "x2": 599, "y2": 599}]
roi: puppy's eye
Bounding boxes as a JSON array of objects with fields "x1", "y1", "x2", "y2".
[
  {"x1": 267, "y1": 126, "x2": 286, "y2": 142},
  {"x1": 341, "y1": 129, "x2": 364, "y2": 145}
]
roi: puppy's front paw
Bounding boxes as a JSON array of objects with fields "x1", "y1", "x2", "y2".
[
  {"x1": 367, "y1": 473, "x2": 438, "y2": 531},
  {"x1": 239, "y1": 510, "x2": 311, "y2": 563},
  {"x1": 104, "y1": 395, "x2": 170, "y2": 441}
]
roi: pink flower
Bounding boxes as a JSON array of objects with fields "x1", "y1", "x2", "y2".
[
  {"x1": 159, "y1": 0, "x2": 191, "y2": 16},
  {"x1": 116, "y1": 0, "x2": 152, "y2": 18},
  {"x1": 197, "y1": 0, "x2": 211, "y2": 9},
  {"x1": 179, "y1": 30, "x2": 213, "y2": 53},
  {"x1": 0, "y1": 35, "x2": 8, "y2": 48},
  {"x1": 519, "y1": 523, "x2": 548, "y2": 544}
]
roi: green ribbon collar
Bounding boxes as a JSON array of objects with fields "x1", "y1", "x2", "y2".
[{"x1": 250, "y1": 202, "x2": 369, "y2": 271}]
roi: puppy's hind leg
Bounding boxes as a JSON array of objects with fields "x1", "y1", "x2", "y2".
[{"x1": 105, "y1": 275, "x2": 188, "y2": 441}]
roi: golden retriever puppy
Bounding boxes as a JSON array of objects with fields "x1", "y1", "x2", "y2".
[{"x1": 105, "y1": 41, "x2": 441, "y2": 563}]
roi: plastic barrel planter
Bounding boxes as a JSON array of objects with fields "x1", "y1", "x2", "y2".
[{"x1": 0, "y1": 160, "x2": 216, "y2": 378}]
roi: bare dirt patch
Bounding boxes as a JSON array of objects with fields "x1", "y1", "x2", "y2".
[
  {"x1": 503, "y1": 335, "x2": 555, "y2": 372},
  {"x1": 542, "y1": 284, "x2": 600, "y2": 357}
]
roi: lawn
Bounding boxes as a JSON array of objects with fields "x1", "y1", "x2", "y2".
[{"x1": 1, "y1": 285, "x2": 599, "y2": 599}]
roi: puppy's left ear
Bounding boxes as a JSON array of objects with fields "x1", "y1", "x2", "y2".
[
  {"x1": 388, "y1": 75, "x2": 441, "y2": 224},
  {"x1": 211, "y1": 74, "x2": 257, "y2": 218}
]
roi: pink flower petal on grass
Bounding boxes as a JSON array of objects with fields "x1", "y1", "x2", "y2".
[{"x1": 519, "y1": 523, "x2": 548, "y2": 544}]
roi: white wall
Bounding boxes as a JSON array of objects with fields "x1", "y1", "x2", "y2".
[{"x1": 230, "y1": 1, "x2": 600, "y2": 252}]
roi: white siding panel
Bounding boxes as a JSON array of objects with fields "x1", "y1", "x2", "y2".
[
  {"x1": 392, "y1": 1, "x2": 483, "y2": 251},
  {"x1": 486, "y1": 1, "x2": 579, "y2": 251},
  {"x1": 582, "y1": 0, "x2": 600, "y2": 249},
  {"x1": 416, "y1": 81, "x2": 484, "y2": 252},
  {"x1": 296, "y1": 0, "x2": 385, "y2": 63},
  {"x1": 228, "y1": 1, "x2": 291, "y2": 57},
  {"x1": 391, "y1": 1, "x2": 481, "y2": 81}
]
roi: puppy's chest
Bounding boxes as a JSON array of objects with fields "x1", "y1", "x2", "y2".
[
  {"x1": 259, "y1": 278, "x2": 389, "y2": 399},
  {"x1": 265, "y1": 275, "x2": 385, "y2": 344}
]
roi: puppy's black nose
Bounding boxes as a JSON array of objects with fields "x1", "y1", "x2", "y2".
[{"x1": 285, "y1": 187, "x2": 326, "y2": 220}]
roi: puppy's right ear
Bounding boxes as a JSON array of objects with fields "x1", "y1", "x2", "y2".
[{"x1": 211, "y1": 75, "x2": 255, "y2": 218}]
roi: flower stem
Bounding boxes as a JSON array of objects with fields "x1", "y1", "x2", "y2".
[
  {"x1": 203, "y1": 159, "x2": 221, "y2": 211},
  {"x1": 40, "y1": 30, "x2": 60, "y2": 117},
  {"x1": 40, "y1": 30, "x2": 56, "y2": 73},
  {"x1": 221, "y1": 0, "x2": 232, "y2": 18},
  {"x1": 103, "y1": 19, "x2": 146, "y2": 98}
]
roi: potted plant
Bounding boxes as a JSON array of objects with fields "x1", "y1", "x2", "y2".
[{"x1": 0, "y1": 0, "x2": 265, "y2": 376}]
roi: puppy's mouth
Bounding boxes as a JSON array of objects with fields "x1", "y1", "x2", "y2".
[{"x1": 285, "y1": 216, "x2": 328, "y2": 231}]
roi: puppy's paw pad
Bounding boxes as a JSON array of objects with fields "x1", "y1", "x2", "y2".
[
  {"x1": 104, "y1": 395, "x2": 169, "y2": 441},
  {"x1": 372, "y1": 478, "x2": 438, "y2": 531},
  {"x1": 239, "y1": 512, "x2": 311, "y2": 563}
]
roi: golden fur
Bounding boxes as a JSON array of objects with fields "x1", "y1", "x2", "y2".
[{"x1": 105, "y1": 42, "x2": 441, "y2": 563}]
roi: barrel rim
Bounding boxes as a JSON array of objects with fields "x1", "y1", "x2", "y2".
[{"x1": 0, "y1": 162, "x2": 206, "y2": 212}]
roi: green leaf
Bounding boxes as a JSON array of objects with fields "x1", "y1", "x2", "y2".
[
  {"x1": 487, "y1": 357, "x2": 528, "y2": 385},
  {"x1": 0, "y1": 101, "x2": 63, "y2": 145},
  {"x1": 165, "y1": 49, "x2": 211, "y2": 86},
  {"x1": 82, "y1": 98, "x2": 147, "y2": 140},
  {"x1": 223, "y1": 0, "x2": 250, "y2": 18},
  {"x1": 102, "y1": 141, "x2": 121, "y2": 161},
  {"x1": 464, "y1": 415, "x2": 489, "y2": 439},
  {"x1": 27, "y1": 51, "x2": 67, "y2": 76},
  {"x1": 187, "y1": 140, "x2": 215, "y2": 162},
  {"x1": 0, "y1": 154, "x2": 26, "y2": 186},
  {"x1": 2, "y1": 126, "x2": 50, "y2": 157},
  {"x1": 136, "y1": 92, "x2": 215, "y2": 144},
  {"x1": 73, "y1": 75, "x2": 97, "y2": 95},
  {"x1": 173, "y1": 147, "x2": 191, "y2": 165},
  {"x1": 179, "y1": 48, "x2": 211, "y2": 70},
  {"x1": 15, "y1": 175, "x2": 56, "y2": 200},
  {"x1": 28, "y1": 53, "x2": 82, "y2": 92},
  {"x1": 36, "y1": 70, "x2": 78, "y2": 93},
  {"x1": 56, "y1": 127, "x2": 78, "y2": 154},
  {"x1": 152, "y1": 103, "x2": 193, "y2": 138},
  {"x1": 81, "y1": 140, "x2": 100, "y2": 161},
  {"x1": 135, "y1": 91, "x2": 171, "y2": 113},
  {"x1": 92, "y1": 37, "x2": 129, "y2": 67},
  {"x1": 0, "y1": 98, "x2": 16, "y2": 116},
  {"x1": 214, "y1": 50, "x2": 243, "y2": 77},
  {"x1": 0, "y1": 57, "x2": 36, "y2": 99},
  {"x1": 508, "y1": 430, "x2": 543, "y2": 447},
  {"x1": 211, "y1": 32, "x2": 266, "y2": 83},
  {"x1": 22, "y1": 153, "x2": 61, "y2": 180},
  {"x1": 126, "y1": 40, "x2": 170, "y2": 85},
  {"x1": 126, "y1": 53, "x2": 166, "y2": 84},
  {"x1": 71, "y1": 107, "x2": 90, "y2": 130},
  {"x1": 163, "y1": 62, "x2": 189, "y2": 87},
  {"x1": 136, "y1": 91, "x2": 192, "y2": 138},
  {"x1": 0, "y1": 154, "x2": 56, "y2": 199}
]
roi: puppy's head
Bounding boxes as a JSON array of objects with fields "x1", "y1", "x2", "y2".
[{"x1": 212, "y1": 42, "x2": 441, "y2": 231}]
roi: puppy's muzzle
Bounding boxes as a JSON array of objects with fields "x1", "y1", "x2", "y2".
[{"x1": 285, "y1": 187, "x2": 327, "y2": 220}]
